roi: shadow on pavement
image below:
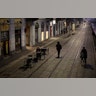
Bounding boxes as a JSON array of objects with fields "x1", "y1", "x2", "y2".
[
  {"x1": 19, "y1": 65, "x2": 32, "y2": 71},
  {"x1": 84, "y1": 64, "x2": 94, "y2": 70},
  {"x1": 56, "y1": 57, "x2": 62, "y2": 59}
]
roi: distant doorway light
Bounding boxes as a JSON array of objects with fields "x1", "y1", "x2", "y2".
[
  {"x1": 53, "y1": 20, "x2": 56, "y2": 24},
  {"x1": 50, "y1": 21, "x2": 52, "y2": 26}
]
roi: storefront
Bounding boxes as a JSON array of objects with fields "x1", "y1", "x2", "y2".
[
  {"x1": 1, "y1": 31, "x2": 9, "y2": 56},
  {"x1": 0, "y1": 19, "x2": 9, "y2": 56}
]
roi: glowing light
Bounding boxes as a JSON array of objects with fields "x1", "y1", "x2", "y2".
[
  {"x1": 64, "y1": 21, "x2": 66, "y2": 27},
  {"x1": 53, "y1": 20, "x2": 56, "y2": 24},
  {"x1": 72, "y1": 23, "x2": 75, "y2": 31},
  {"x1": 46, "y1": 31, "x2": 48, "y2": 39},
  {"x1": 50, "y1": 22, "x2": 52, "y2": 26},
  {"x1": 41, "y1": 32, "x2": 44, "y2": 41}
]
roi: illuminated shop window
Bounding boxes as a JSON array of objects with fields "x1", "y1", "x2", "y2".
[
  {"x1": 46, "y1": 31, "x2": 48, "y2": 39},
  {"x1": 41, "y1": 32, "x2": 44, "y2": 41}
]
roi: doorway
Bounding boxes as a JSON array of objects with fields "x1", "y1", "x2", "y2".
[
  {"x1": 1, "y1": 31, "x2": 9, "y2": 56},
  {"x1": 15, "y1": 30, "x2": 21, "y2": 51}
]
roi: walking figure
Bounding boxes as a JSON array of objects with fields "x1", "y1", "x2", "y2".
[
  {"x1": 80, "y1": 47, "x2": 87, "y2": 65},
  {"x1": 56, "y1": 41, "x2": 62, "y2": 58}
]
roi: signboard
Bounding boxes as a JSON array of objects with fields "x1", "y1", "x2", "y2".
[
  {"x1": 0, "y1": 19, "x2": 10, "y2": 31},
  {"x1": 0, "y1": 25, "x2": 9, "y2": 31},
  {"x1": 15, "y1": 18, "x2": 22, "y2": 29}
]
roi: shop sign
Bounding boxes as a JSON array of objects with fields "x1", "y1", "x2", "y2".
[
  {"x1": 0, "y1": 19, "x2": 10, "y2": 31},
  {"x1": 0, "y1": 25, "x2": 9, "y2": 31},
  {"x1": 15, "y1": 18, "x2": 22, "y2": 29}
]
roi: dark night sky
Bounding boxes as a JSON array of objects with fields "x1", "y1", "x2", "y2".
[{"x1": 85, "y1": 18, "x2": 96, "y2": 22}]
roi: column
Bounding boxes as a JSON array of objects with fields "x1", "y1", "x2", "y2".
[
  {"x1": 52, "y1": 24, "x2": 53, "y2": 37},
  {"x1": 61, "y1": 21, "x2": 62, "y2": 34},
  {"x1": 48, "y1": 23, "x2": 50, "y2": 38},
  {"x1": 44, "y1": 21, "x2": 46, "y2": 40},
  {"x1": 59, "y1": 21, "x2": 61, "y2": 34},
  {"x1": 21, "y1": 18, "x2": 26, "y2": 50},
  {"x1": 62, "y1": 21, "x2": 64, "y2": 30},
  {"x1": 53, "y1": 24, "x2": 55, "y2": 36},
  {"x1": 61, "y1": 21, "x2": 63, "y2": 33},
  {"x1": 30, "y1": 22, "x2": 35, "y2": 46},
  {"x1": 49, "y1": 21, "x2": 53, "y2": 37},
  {"x1": 9, "y1": 18, "x2": 15, "y2": 54},
  {"x1": 30, "y1": 23, "x2": 32, "y2": 46},
  {"x1": 38, "y1": 21, "x2": 41, "y2": 42},
  {"x1": 55, "y1": 23, "x2": 57, "y2": 36},
  {"x1": 57, "y1": 21, "x2": 59, "y2": 35},
  {"x1": 61, "y1": 21, "x2": 62, "y2": 32}
]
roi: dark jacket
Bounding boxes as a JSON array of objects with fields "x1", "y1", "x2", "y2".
[
  {"x1": 56, "y1": 42, "x2": 62, "y2": 51},
  {"x1": 80, "y1": 48, "x2": 87, "y2": 58}
]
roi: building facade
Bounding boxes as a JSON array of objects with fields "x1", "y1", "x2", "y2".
[
  {"x1": 0, "y1": 18, "x2": 26, "y2": 58},
  {"x1": 0, "y1": 18, "x2": 80, "y2": 59}
]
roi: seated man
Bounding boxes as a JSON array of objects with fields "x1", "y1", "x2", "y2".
[
  {"x1": 26, "y1": 55, "x2": 32, "y2": 67},
  {"x1": 41, "y1": 48, "x2": 47, "y2": 55},
  {"x1": 36, "y1": 47, "x2": 41, "y2": 60}
]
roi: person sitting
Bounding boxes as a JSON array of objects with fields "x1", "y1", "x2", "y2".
[{"x1": 36, "y1": 47, "x2": 41, "y2": 60}]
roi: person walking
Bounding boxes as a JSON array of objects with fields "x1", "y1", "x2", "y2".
[
  {"x1": 80, "y1": 47, "x2": 87, "y2": 65},
  {"x1": 56, "y1": 41, "x2": 62, "y2": 58}
]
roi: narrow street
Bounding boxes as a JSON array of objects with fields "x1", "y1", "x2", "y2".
[{"x1": 0, "y1": 23, "x2": 96, "y2": 78}]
